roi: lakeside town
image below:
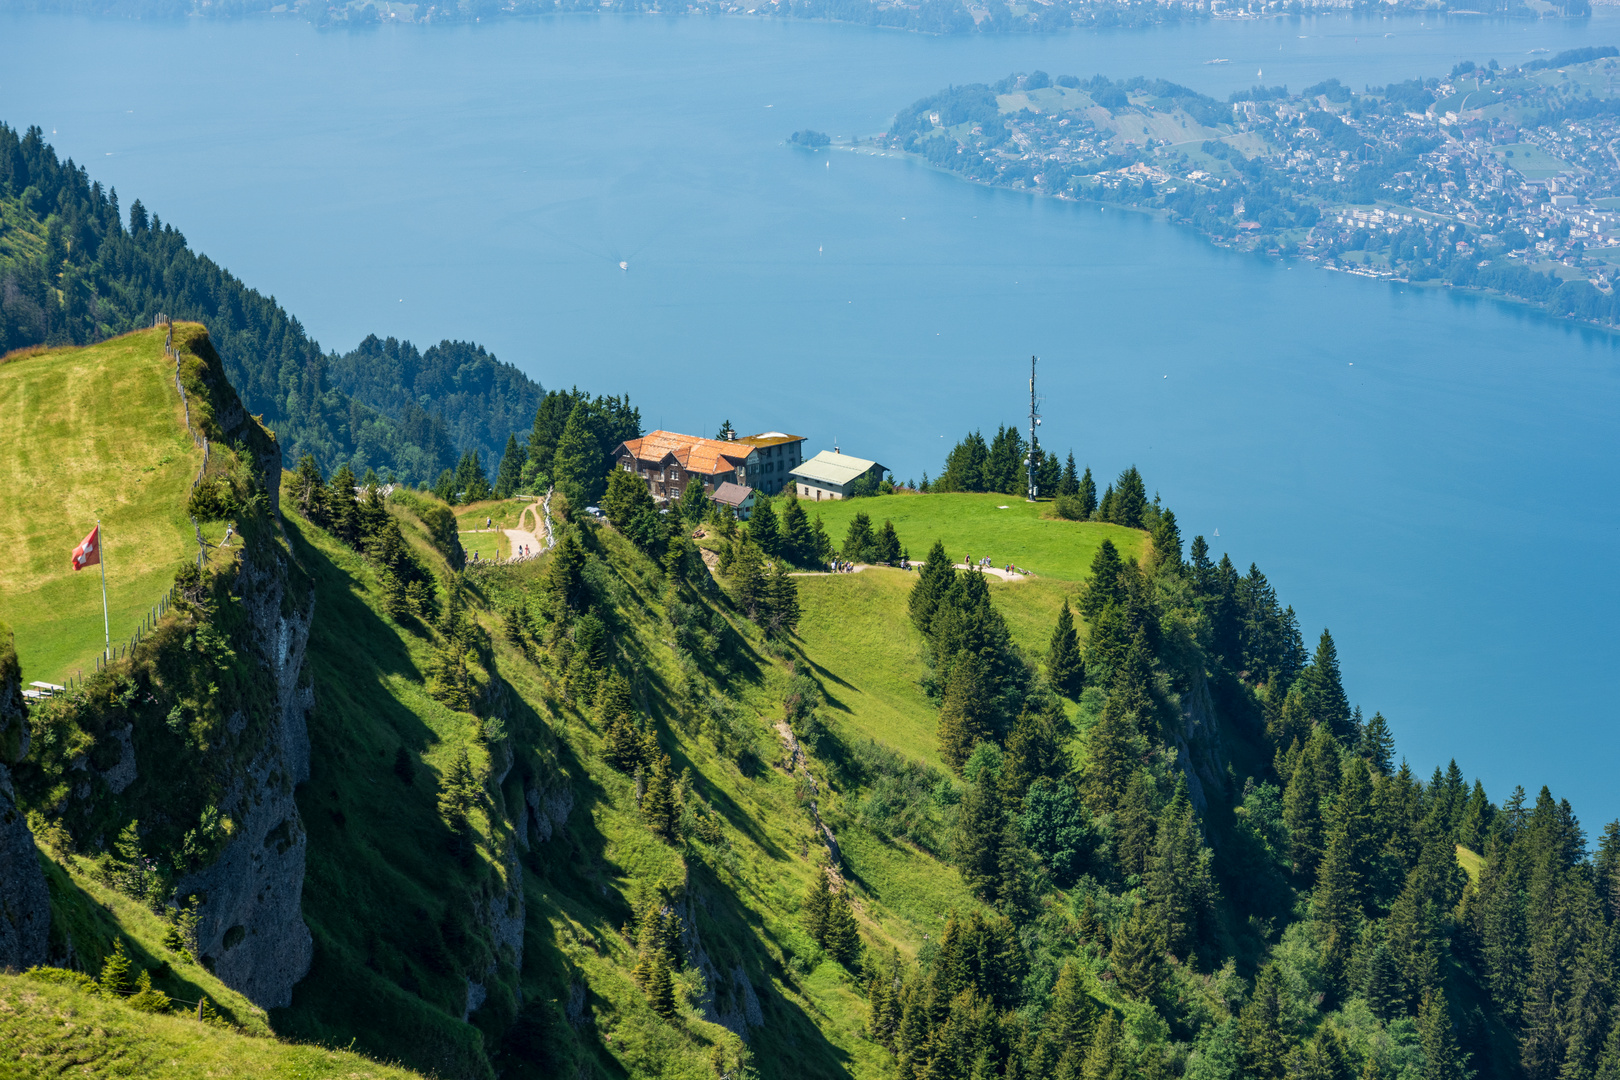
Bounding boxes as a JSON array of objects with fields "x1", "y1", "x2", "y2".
[{"x1": 864, "y1": 46, "x2": 1620, "y2": 323}]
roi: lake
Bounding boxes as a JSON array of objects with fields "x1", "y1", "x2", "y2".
[{"x1": 2, "y1": 9, "x2": 1616, "y2": 824}]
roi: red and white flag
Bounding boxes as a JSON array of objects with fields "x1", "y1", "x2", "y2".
[{"x1": 71, "y1": 526, "x2": 101, "y2": 571}]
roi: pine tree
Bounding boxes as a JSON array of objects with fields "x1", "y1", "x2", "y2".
[
  {"x1": 937, "y1": 652, "x2": 992, "y2": 775},
  {"x1": 677, "y1": 473, "x2": 709, "y2": 525},
  {"x1": 1109, "y1": 466, "x2": 1148, "y2": 528},
  {"x1": 803, "y1": 868, "x2": 832, "y2": 947},
  {"x1": 1077, "y1": 466, "x2": 1098, "y2": 519},
  {"x1": 1058, "y1": 453, "x2": 1080, "y2": 497},
  {"x1": 493, "y1": 433, "x2": 527, "y2": 497},
  {"x1": 825, "y1": 888, "x2": 861, "y2": 968},
  {"x1": 1046, "y1": 599, "x2": 1085, "y2": 699},
  {"x1": 909, "y1": 540, "x2": 956, "y2": 635},
  {"x1": 1001, "y1": 699, "x2": 1066, "y2": 801}
]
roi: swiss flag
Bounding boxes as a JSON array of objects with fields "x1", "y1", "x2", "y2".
[{"x1": 71, "y1": 525, "x2": 101, "y2": 571}]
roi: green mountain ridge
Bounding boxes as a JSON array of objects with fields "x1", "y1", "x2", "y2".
[{"x1": 0, "y1": 123, "x2": 541, "y2": 484}]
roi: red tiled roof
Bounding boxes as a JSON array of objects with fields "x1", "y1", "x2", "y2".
[{"x1": 616, "y1": 431, "x2": 750, "y2": 476}]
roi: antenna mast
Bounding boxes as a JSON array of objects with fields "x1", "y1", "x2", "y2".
[{"x1": 1027, "y1": 355, "x2": 1040, "y2": 501}]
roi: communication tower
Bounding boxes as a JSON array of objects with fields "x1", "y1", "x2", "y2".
[{"x1": 1027, "y1": 355, "x2": 1041, "y2": 501}]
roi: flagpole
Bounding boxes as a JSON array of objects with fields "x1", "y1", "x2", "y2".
[{"x1": 98, "y1": 519, "x2": 109, "y2": 662}]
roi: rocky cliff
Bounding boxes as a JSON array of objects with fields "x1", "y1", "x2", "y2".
[{"x1": 0, "y1": 624, "x2": 49, "y2": 972}]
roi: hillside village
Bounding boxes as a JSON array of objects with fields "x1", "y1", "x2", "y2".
[{"x1": 875, "y1": 48, "x2": 1620, "y2": 321}]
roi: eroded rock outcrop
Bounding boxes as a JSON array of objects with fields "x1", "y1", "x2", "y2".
[{"x1": 176, "y1": 557, "x2": 315, "y2": 1009}]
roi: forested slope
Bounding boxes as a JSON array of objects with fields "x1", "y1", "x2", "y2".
[{"x1": 0, "y1": 123, "x2": 540, "y2": 482}]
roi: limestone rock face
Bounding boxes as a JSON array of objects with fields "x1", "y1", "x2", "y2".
[
  {"x1": 0, "y1": 628, "x2": 48, "y2": 972},
  {"x1": 176, "y1": 558, "x2": 315, "y2": 1009}
]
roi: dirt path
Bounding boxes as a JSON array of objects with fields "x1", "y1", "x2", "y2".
[{"x1": 791, "y1": 561, "x2": 1027, "y2": 582}]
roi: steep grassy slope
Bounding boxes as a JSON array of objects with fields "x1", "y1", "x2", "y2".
[
  {"x1": 0, "y1": 972, "x2": 424, "y2": 1080},
  {"x1": 0, "y1": 328, "x2": 205, "y2": 683},
  {"x1": 270, "y1": 483, "x2": 988, "y2": 1079},
  {"x1": 803, "y1": 492, "x2": 1144, "y2": 580}
]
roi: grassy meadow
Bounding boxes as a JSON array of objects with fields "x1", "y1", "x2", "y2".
[
  {"x1": 796, "y1": 492, "x2": 1144, "y2": 580},
  {"x1": 0, "y1": 330, "x2": 204, "y2": 684},
  {"x1": 0, "y1": 972, "x2": 425, "y2": 1080}
]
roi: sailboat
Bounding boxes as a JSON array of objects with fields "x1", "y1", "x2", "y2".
[{"x1": 619, "y1": 261, "x2": 629, "y2": 271}]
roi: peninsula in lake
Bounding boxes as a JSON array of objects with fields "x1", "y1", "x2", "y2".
[{"x1": 854, "y1": 46, "x2": 1620, "y2": 326}]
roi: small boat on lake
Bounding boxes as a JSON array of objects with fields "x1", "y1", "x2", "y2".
[{"x1": 619, "y1": 261, "x2": 629, "y2": 271}]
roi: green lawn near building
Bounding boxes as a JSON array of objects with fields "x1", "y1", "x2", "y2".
[{"x1": 791, "y1": 492, "x2": 1145, "y2": 581}]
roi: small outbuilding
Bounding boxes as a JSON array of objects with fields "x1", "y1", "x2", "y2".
[
  {"x1": 789, "y1": 449, "x2": 885, "y2": 501},
  {"x1": 710, "y1": 481, "x2": 756, "y2": 520}
]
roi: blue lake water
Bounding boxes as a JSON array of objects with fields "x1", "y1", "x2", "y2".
[{"x1": 2, "y1": 10, "x2": 1617, "y2": 824}]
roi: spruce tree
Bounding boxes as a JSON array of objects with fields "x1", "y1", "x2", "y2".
[
  {"x1": 749, "y1": 497, "x2": 781, "y2": 557},
  {"x1": 99, "y1": 939, "x2": 134, "y2": 996},
  {"x1": 1046, "y1": 599, "x2": 1085, "y2": 699},
  {"x1": 1110, "y1": 466, "x2": 1148, "y2": 528},
  {"x1": 1113, "y1": 770, "x2": 1157, "y2": 880},
  {"x1": 765, "y1": 560, "x2": 801, "y2": 636},
  {"x1": 841, "y1": 511, "x2": 875, "y2": 562},
  {"x1": 677, "y1": 473, "x2": 708, "y2": 525},
  {"x1": 1314, "y1": 757, "x2": 1375, "y2": 997},
  {"x1": 1081, "y1": 696, "x2": 1141, "y2": 816},
  {"x1": 779, "y1": 493, "x2": 813, "y2": 564},
  {"x1": 1282, "y1": 746, "x2": 1325, "y2": 879},
  {"x1": 1037, "y1": 447, "x2": 1062, "y2": 497},
  {"x1": 1361, "y1": 711, "x2": 1395, "y2": 776},
  {"x1": 1147, "y1": 509, "x2": 1181, "y2": 573},
  {"x1": 909, "y1": 539, "x2": 955, "y2": 635},
  {"x1": 937, "y1": 652, "x2": 992, "y2": 775},
  {"x1": 552, "y1": 402, "x2": 605, "y2": 512},
  {"x1": 803, "y1": 868, "x2": 832, "y2": 946},
  {"x1": 546, "y1": 529, "x2": 589, "y2": 613},
  {"x1": 953, "y1": 765, "x2": 1006, "y2": 902},
  {"x1": 1239, "y1": 965, "x2": 1292, "y2": 1080},
  {"x1": 1107, "y1": 902, "x2": 1164, "y2": 1001},
  {"x1": 1077, "y1": 467, "x2": 1098, "y2": 519},
  {"x1": 810, "y1": 513, "x2": 834, "y2": 564},
  {"x1": 1001, "y1": 699, "x2": 1066, "y2": 801},
  {"x1": 327, "y1": 463, "x2": 359, "y2": 540},
  {"x1": 438, "y1": 747, "x2": 481, "y2": 859},
  {"x1": 493, "y1": 433, "x2": 527, "y2": 497},
  {"x1": 641, "y1": 750, "x2": 677, "y2": 840},
  {"x1": 1036, "y1": 962, "x2": 1097, "y2": 1075},
  {"x1": 825, "y1": 889, "x2": 861, "y2": 968},
  {"x1": 1299, "y1": 629, "x2": 1353, "y2": 740},
  {"x1": 1418, "y1": 990, "x2": 1465, "y2": 1080},
  {"x1": 1143, "y1": 781, "x2": 1217, "y2": 962},
  {"x1": 128, "y1": 968, "x2": 171, "y2": 1013},
  {"x1": 1078, "y1": 540, "x2": 1125, "y2": 622},
  {"x1": 1058, "y1": 452, "x2": 1080, "y2": 497},
  {"x1": 731, "y1": 538, "x2": 765, "y2": 620},
  {"x1": 646, "y1": 954, "x2": 677, "y2": 1020},
  {"x1": 875, "y1": 520, "x2": 902, "y2": 564}
]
